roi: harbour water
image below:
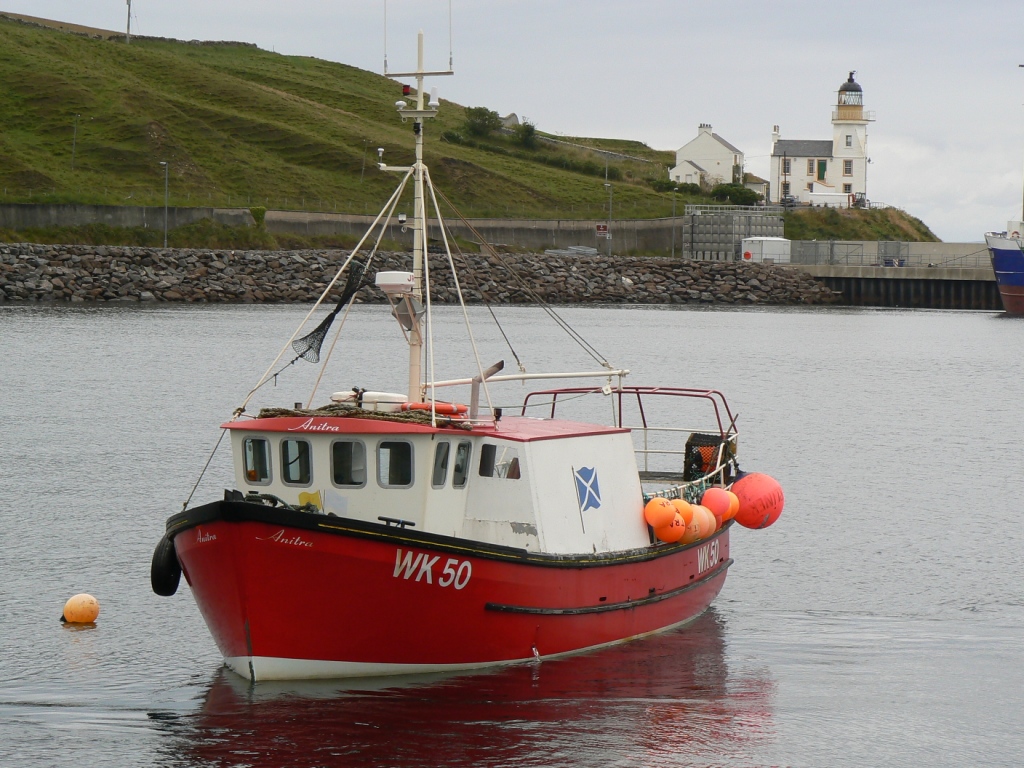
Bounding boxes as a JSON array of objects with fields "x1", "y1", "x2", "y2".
[{"x1": 1, "y1": 302, "x2": 1022, "y2": 767}]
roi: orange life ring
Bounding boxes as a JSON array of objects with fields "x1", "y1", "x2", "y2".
[
  {"x1": 401, "y1": 401, "x2": 469, "y2": 416},
  {"x1": 1012, "y1": 231, "x2": 1020, "y2": 238}
]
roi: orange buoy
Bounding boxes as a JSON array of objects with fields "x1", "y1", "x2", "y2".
[
  {"x1": 655, "y1": 513, "x2": 686, "y2": 543},
  {"x1": 61, "y1": 594, "x2": 99, "y2": 624},
  {"x1": 644, "y1": 497, "x2": 676, "y2": 528},
  {"x1": 731, "y1": 472, "x2": 785, "y2": 529},
  {"x1": 671, "y1": 498, "x2": 694, "y2": 525},
  {"x1": 701, "y1": 487, "x2": 732, "y2": 521},
  {"x1": 724, "y1": 490, "x2": 740, "y2": 521},
  {"x1": 693, "y1": 505, "x2": 717, "y2": 537},
  {"x1": 681, "y1": 515, "x2": 701, "y2": 545}
]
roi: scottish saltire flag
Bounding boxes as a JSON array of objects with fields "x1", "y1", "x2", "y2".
[{"x1": 574, "y1": 467, "x2": 601, "y2": 511}]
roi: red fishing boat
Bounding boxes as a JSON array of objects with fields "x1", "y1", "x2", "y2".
[{"x1": 151, "y1": 36, "x2": 783, "y2": 681}]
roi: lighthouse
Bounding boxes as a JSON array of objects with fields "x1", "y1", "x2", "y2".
[{"x1": 832, "y1": 71, "x2": 873, "y2": 203}]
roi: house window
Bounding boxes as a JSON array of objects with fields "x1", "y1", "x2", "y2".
[
  {"x1": 844, "y1": 159, "x2": 853, "y2": 176},
  {"x1": 453, "y1": 441, "x2": 471, "y2": 488},
  {"x1": 478, "y1": 444, "x2": 521, "y2": 480},
  {"x1": 378, "y1": 441, "x2": 413, "y2": 487},
  {"x1": 243, "y1": 438, "x2": 271, "y2": 484},
  {"x1": 843, "y1": 184, "x2": 853, "y2": 193},
  {"x1": 432, "y1": 442, "x2": 450, "y2": 488},
  {"x1": 281, "y1": 439, "x2": 311, "y2": 485},
  {"x1": 845, "y1": 135, "x2": 853, "y2": 147},
  {"x1": 331, "y1": 440, "x2": 366, "y2": 487},
  {"x1": 807, "y1": 159, "x2": 815, "y2": 175},
  {"x1": 781, "y1": 182, "x2": 790, "y2": 196},
  {"x1": 782, "y1": 158, "x2": 791, "y2": 174}
]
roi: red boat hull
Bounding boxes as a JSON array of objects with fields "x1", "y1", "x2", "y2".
[{"x1": 171, "y1": 502, "x2": 731, "y2": 680}]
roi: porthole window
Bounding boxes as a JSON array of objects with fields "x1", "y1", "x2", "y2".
[
  {"x1": 432, "y1": 442, "x2": 451, "y2": 488},
  {"x1": 243, "y1": 438, "x2": 271, "y2": 485},
  {"x1": 378, "y1": 441, "x2": 413, "y2": 488},
  {"x1": 281, "y1": 439, "x2": 312, "y2": 485},
  {"x1": 332, "y1": 440, "x2": 366, "y2": 487}
]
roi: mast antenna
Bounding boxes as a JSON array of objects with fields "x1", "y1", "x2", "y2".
[
  {"x1": 383, "y1": 0, "x2": 454, "y2": 76},
  {"x1": 126, "y1": 0, "x2": 132, "y2": 45}
]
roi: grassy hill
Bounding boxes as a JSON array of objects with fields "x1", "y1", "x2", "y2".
[
  {"x1": 0, "y1": 14, "x2": 940, "y2": 244},
  {"x1": 784, "y1": 206, "x2": 938, "y2": 242},
  {"x1": 0, "y1": 15, "x2": 682, "y2": 221}
]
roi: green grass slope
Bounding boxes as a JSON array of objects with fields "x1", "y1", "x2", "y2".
[
  {"x1": 0, "y1": 16, "x2": 690, "y2": 220},
  {"x1": 0, "y1": 15, "x2": 939, "y2": 243}
]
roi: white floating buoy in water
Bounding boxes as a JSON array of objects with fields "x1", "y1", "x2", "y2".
[{"x1": 61, "y1": 593, "x2": 100, "y2": 624}]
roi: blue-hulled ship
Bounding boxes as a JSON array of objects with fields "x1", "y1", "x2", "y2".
[{"x1": 985, "y1": 222, "x2": 1024, "y2": 314}]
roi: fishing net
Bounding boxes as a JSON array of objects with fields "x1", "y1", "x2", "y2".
[{"x1": 291, "y1": 260, "x2": 367, "y2": 363}]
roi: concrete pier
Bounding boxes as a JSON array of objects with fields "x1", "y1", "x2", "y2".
[{"x1": 792, "y1": 265, "x2": 1000, "y2": 310}]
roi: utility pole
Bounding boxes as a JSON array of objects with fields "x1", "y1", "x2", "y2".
[
  {"x1": 159, "y1": 161, "x2": 168, "y2": 247},
  {"x1": 126, "y1": 0, "x2": 132, "y2": 44},
  {"x1": 604, "y1": 182, "x2": 613, "y2": 258},
  {"x1": 71, "y1": 114, "x2": 80, "y2": 170},
  {"x1": 671, "y1": 186, "x2": 678, "y2": 259}
]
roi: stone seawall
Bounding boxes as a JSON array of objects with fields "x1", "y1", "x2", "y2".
[{"x1": 0, "y1": 243, "x2": 842, "y2": 306}]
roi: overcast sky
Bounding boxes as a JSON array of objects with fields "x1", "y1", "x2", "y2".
[{"x1": 5, "y1": 0, "x2": 1024, "y2": 241}]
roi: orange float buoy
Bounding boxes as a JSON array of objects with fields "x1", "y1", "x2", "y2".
[
  {"x1": 61, "y1": 594, "x2": 100, "y2": 624},
  {"x1": 681, "y1": 515, "x2": 701, "y2": 545},
  {"x1": 724, "y1": 490, "x2": 740, "y2": 521},
  {"x1": 694, "y1": 505, "x2": 717, "y2": 536},
  {"x1": 731, "y1": 472, "x2": 785, "y2": 529},
  {"x1": 671, "y1": 498, "x2": 694, "y2": 525},
  {"x1": 655, "y1": 512, "x2": 686, "y2": 543},
  {"x1": 700, "y1": 487, "x2": 730, "y2": 515},
  {"x1": 644, "y1": 497, "x2": 676, "y2": 528}
]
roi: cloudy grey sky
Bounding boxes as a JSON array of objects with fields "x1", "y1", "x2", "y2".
[{"x1": 5, "y1": 0, "x2": 1023, "y2": 241}]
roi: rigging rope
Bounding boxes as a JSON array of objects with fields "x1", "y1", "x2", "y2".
[{"x1": 431, "y1": 186, "x2": 613, "y2": 369}]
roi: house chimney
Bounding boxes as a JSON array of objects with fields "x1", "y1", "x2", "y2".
[
  {"x1": 771, "y1": 125, "x2": 780, "y2": 147},
  {"x1": 698, "y1": 123, "x2": 712, "y2": 135}
]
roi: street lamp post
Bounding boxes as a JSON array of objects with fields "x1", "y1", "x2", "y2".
[
  {"x1": 71, "y1": 114, "x2": 80, "y2": 170},
  {"x1": 671, "y1": 186, "x2": 678, "y2": 259},
  {"x1": 603, "y1": 182, "x2": 613, "y2": 257},
  {"x1": 159, "y1": 161, "x2": 169, "y2": 248}
]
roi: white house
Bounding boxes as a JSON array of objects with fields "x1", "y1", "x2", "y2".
[
  {"x1": 670, "y1": 124, "x2": 743, "y2": 187},
  {"x1": 769, "y1": 72, "x2": 874, "y2": 206}
]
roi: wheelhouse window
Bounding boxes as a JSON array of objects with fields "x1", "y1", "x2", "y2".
[
  {"x1": 378, "y1": 441, "x2": 413, "y2": 488},
  {"x1": 432, "y1": 442, "x2": 451, "y2": 488},
  {"x1": 478, "y1": 443, "x2": 522, "y2": 480},
  {"x1": 453, "y1": 441, "x2": 471, "y2": 489},
  {"x1": 332, "y1": 440, "x2": 366, "y2": 487},
  {"x1": 243, "y1": 438, "x2": 270, "y2": 485},
  {"x1": 843, "y1": 159, "x2": 853, "y2": 176},
  {"x1": 281, "y1": 439, "x2": 312, "y2": 485}
]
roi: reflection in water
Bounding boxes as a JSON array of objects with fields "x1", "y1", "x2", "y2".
[{"x1": 153, "y1": 610, "x2": 775, "y2": 767}]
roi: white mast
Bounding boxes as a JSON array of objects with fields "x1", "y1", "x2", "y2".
[
  {"x1": 383, "y1": 32, "x2": 452, "y2": 400},
  {"x1": 126, "y1": 0, "x2": 132, "y2": 44}
]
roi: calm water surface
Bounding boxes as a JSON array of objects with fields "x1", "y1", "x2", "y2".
[{"x1": 1, "y1": 302, "x2": 1021, "y2": 767}]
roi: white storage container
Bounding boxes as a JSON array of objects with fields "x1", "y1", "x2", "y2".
[
  {"x1": 741, "y1": 237, "x2": 791, "y2": 264},
  {"x1": 330, "y1": 391, "x2": 409, "y2": 412}
]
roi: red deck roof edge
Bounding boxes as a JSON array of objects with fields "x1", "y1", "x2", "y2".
[{"x1": 223, "y1": 415, "x2": 627, "y2": 442}]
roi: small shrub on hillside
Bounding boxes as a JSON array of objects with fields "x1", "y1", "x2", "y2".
[
  {"x1": 250, "y1": 206, "x2": 267, "y2": 228},
  {"x1": 710, "y1": 183, "x2": 760, "y2": 206},
  {"x1": 463, "y1": 107, "x2": 502, "y2": 137},
  {"x1": 513, "y1": 121, "x2": 538, "y2": 149}
]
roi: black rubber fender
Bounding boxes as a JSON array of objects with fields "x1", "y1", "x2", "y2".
[{"x1": 150, "y1": 532, "x2": 182, "y2": 597}]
